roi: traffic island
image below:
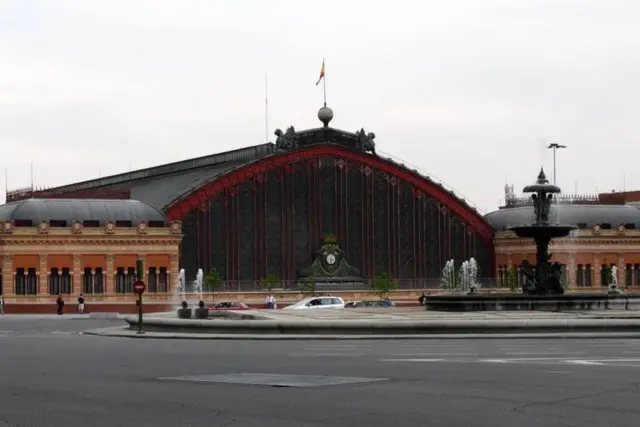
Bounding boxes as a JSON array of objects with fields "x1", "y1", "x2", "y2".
[{"x1": 120, "y1": 314, "x2": 640, "y2": 335}]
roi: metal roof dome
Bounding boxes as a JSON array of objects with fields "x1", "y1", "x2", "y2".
[
  {"x1": 0, "y1": 199, "x2": 167, "y2": 226},
  {"x1": 485, "y1": 204, "x2": 640, "y2": 231}
]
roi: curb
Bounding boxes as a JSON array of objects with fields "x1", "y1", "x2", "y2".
[
  {"x1": 82, "y1": 327, "x2": 640, "y2": 340},
  {"x1": 124, "y1": 317, "x2": 640, "y2": 335}
]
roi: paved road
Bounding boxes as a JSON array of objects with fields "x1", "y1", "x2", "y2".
[{"x1": 2, "y1": 318, "x2": 640, "y2": 426}]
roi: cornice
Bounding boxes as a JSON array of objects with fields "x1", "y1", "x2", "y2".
[{"x1": 0, "y1": 238, "x2": 181, "y2": 246}]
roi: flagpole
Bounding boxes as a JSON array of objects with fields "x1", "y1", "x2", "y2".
[
  {"x1": 265, "y1": 72, "x2": 269, "y2": 143},
  {"x1": 323, "y1": 58, "x2": 327, "y2": 107}
]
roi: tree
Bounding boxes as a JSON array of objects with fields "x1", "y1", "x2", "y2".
[
  {"x1": 205, "y1": 269, "x2": 220, "y2": 303},
  {"x1": 372, "y1": 273, "x2": 397, "y2": 300},
  {"x1": 205, "y1": 269, "x2": 220, "y2": 291},
  {"x1": 298, "y1": 277, "x2": 317, "y2": 296},
  {"x1": 506, "y1": 266, "x2": 519, "y2": 293},
  {"x1": 260, "y1": 273, "x2": 281, "y2": 293}
]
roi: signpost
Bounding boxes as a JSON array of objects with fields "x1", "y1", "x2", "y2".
[{"x1": 135, "y1": 259, "x2": 145, "y2": 334}]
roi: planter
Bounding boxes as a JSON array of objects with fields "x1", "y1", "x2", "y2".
[
  {"x1": 194, "y1": 307, "x2": 209, "y2": 319},
  {"x1": 177, "y1": 308, "x2": 192, "y2": 319}
]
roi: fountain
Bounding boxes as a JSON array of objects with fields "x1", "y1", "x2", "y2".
[
  {"x1": 459, "y1": 258, "x2": 480, "y2": 295},
  {"x1": 171, "y1": 268, "x2": 187, "y2": 310},
  {"x1": 439, "y1": 259, "x2": 456, "y2": 292},
  {"x1": 424, "y1": 167, "x2": 640, "y2": 311},
  {"x1": 195, "y1": 269, "x2": 204, "y2": 301},
  {"x1": 509, "y1": 168, "x2": 577, "y2": 295}
]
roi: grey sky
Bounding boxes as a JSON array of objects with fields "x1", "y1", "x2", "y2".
[{"x1": 1, "y1": 0, "x2": 639, "y2": 212}]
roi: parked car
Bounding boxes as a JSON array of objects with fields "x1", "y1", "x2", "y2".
[
  {"x1": 345, "y1": 300, "x2": 396, "y2": 308},
  {"x1": 210, "y1": 301, "x2": 250, "y2": 311},
  {"x1": 283, "y1": 296, "x2": 345, "y2": 310}
]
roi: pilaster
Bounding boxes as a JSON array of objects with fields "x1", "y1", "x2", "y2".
[
  {"x1": 73, "y1": 254, "x2": 81, "y2": 295},
  {"x1": 2, "y1": 256, "x2": 13, "y2": 297},
  {"x1": 170, "y1": 253, "x2": 179, "y2": 294},
  {"x1": 137, "y1": 254, "x2": 146, "y2": 281},
  {"x1": 106, "y1": 254, "x2": 114, "y2": 295},
  {"x1": 39, "y1": 254, "x2": 48, "y2": 295},
  {"x1": 568, "y1": 253, "x2": 576, "y2": 288},
  {"x1": 617, "y1": 253, "x2": 625, "y2": 287},
  {"x1": 593, "y1": 253, "x2": 601, "y2": 287}
]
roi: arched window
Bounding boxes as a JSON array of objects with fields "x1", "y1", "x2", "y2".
[
  {"x1": 148, "y1": 268, "x2": 157, "y2": 293},
  {"x1": 125, "y1": 267, "x2": 136, "y2": 293},
  {"x1": 159, "y1": 268, "x2": 168, "y2": 292},
  {"x1": 116, "y1": 267, "x2": 126, "y2": 293},
  {"x1": 49, "y1": 268, "x2": 60, "y2": 295},
  {"x1": 82, "y1": 268, "x2": 93, "y2": 294},
  {"x1": 26, "y1": 268, "x2": 37, "y2": 295},
  {"x1": 60, "y1": 268, "x2": 71, "y2": 294},
  {"x1": 15, "y1": 268, "x2": 26, "y2": 295},
  {"x1": 94, "y1": 268, "x2": 104, "y2": 294}
]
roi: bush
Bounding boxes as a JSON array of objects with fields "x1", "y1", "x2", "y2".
[
  {"x1": 372, "y1": 273, "x2": 397, "y2": 300},
  {"x1": 260, "y1": 273, "x2": 281, "y2": 292}
]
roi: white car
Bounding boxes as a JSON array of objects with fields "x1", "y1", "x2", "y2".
[{"x1": 283, "y1": 296, "x2": 345, "y2": 310}]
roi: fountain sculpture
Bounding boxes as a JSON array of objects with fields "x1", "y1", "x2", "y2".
[
  {"x1": 509, "y1": 169, "x2": 577, "y2": 295},
  {"x1": 610, "y1": 265, "x2": 621, "y2": 294}
]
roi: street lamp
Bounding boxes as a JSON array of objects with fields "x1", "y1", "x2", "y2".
[{"x1": 547, "y1": 143, "x2": 567, "y2": 185}]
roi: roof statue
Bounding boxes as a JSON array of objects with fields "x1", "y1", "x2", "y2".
[
  {"x1": 355, "y1": 128, "x2": 376, "y2": 155},
  {"x1": 274, "y1": 126, "x2": 298, "y2": 150}
]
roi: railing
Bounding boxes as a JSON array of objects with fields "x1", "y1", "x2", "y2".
[
  {"x1": 504, "y1": 193, "x2": 601, "y2": 207},
  {"x1": 181, "y1": 278, "x2": 505, "y2": 293}
]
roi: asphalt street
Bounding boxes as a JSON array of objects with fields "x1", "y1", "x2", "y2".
[{"x1": 1, "y1": 317, "x2": 640, "y2": 426}]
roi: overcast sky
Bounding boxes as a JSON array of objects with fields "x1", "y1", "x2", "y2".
[{"x1": 1, "y1": 0, "x2": 638, "y2": 212}]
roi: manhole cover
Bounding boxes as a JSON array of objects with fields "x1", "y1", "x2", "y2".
[{"x1": 158, "y1": 373, "x2": 388, "y2": 388}]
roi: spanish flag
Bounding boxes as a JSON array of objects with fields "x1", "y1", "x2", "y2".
[{"x1": 316, "y1": 59, "x2": 325, "y2": 86}]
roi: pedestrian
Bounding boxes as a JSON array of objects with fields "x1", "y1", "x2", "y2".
[
  {"x1": 0, "y1": 295, "x2": 4, "y2": 315},
  {"x1": 418, "y1": 292, "x2": 426, "y2": 306},
  {"x1": 56, "y1": 294, "x2": 64, "y2": 315},
  {"x1": 265, "y1": 294, "x2": 273, "y2": 309},
  {"x1": 77, "y1": 293, "x2": 85, "y2": 314}
]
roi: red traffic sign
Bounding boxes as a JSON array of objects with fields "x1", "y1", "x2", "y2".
[{"x1": 133, "y1": 280, "x2": 146, "y2": 294}]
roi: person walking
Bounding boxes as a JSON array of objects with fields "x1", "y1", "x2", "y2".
[
  {"x1": 77, "y1": 293, "x2": 85, "y2": 314},
  {"x1": 56, "y1": 295, "x2": 64, "y2": 315},
  {"x1": 0, "y1": 295, "x2": 4, "y2": 315}
]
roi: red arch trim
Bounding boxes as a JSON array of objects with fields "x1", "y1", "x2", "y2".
[{"x1": 165, "y1": 145, "x2": 494, "y2": 242}]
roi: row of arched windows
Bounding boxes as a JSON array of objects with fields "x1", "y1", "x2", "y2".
[{"x1": 12, "y1": 266, "x2": 169, "y2": 295}]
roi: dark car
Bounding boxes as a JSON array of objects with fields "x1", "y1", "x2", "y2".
[
  {"x1": 345, "y1": 300, "x2": 396, "y2": 308},
  {"x1": 210, "y1": 302, "x2": 250, "y2": 311}
]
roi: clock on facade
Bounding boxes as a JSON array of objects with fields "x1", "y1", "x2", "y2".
[{"x1": 326, "y1": 254, "x2": 336, "y2": 265}]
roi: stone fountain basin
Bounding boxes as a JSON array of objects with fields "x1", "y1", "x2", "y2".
[
  {"x1": 510, "y1": 224, "x2": 577, "y2": 239},
  {"x1": 425, "y1": 293, "x2": 640, "y2": 312}
]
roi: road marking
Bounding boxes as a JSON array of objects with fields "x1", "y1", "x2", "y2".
[
  {"x1": 391, "y1": 353, "x2": 477, "y2": 356},
  {"x1": 289, "y1": 353, "x2": 366, "y2": 357},
  {"x1": 505, "y1": 352, "x2": 587, "y2": 356},
  {"x1": 51, "y1": 331, "x2": 74, "y2": 335},
  {"x1": 565, "y1": 360, "x2": 604, "y2": 366},
  {"x1": 380, "y1": 358, "x2": 446, "y2": 362}
]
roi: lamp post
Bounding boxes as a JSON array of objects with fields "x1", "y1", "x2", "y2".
[{"x1": 547, "y1": 143, "x2": 567, "y2": 185}]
